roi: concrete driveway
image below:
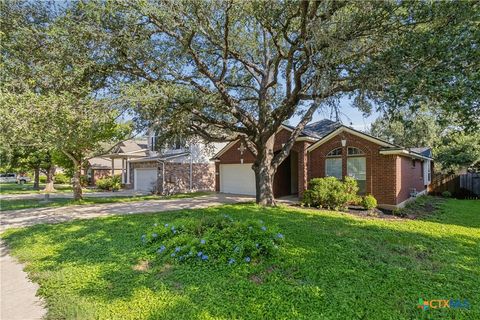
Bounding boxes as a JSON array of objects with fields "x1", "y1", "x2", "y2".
[
  {"x1": 0, "y1": 193, "x2": 253, "y2": 320},
  {"x1": 0, "y1": 193, "x2": 254, "y2": 232}
]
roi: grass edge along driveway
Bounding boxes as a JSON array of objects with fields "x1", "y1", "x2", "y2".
[
  {"x1": 0, "y1": 192, "x2": 211, "y2": 212},
  {"x1": 1, "y1": 199, "x2": 478, "y2": 319}
]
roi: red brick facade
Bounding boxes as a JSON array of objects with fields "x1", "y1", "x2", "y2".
[
  {"x1": 216, "y1": 128, "x2": 429, "y2": 208},
  {"x1": 215, "y1": 129, "x2": 312, "y2": 197}
]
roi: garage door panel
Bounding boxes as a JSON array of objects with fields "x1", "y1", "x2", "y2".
[
  {"x1": 134, "y1": 169, "x2": 157, "y2": 191},
  {"x1": 220, "y1": 164, "x2": 255, "y2": 195}
]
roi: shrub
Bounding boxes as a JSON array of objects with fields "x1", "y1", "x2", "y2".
[
  {"x1": 141, "y1": 215, "x2": 284, "y2": 266},
  {"x1": 302, "y1": 177, "x2": 358, "y2": 210},
  {"x1": 54, "y1": 173, "x2": 69, "y2": 184},
  {"x1": 441, "y1": 191, "x2": 452, "y2": 198},
  {"x1": 361, "y1": 195, "x2": 377, "y2": 210},
  {"x1": 39, "y1": 175, "x2": 47, "y2": 183},
  {"x1": 96, "y1": 175, "x2": 122, "y2": 191}
]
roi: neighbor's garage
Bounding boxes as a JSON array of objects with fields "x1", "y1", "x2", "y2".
[
  {"x1": 219, "y1": 163, "x2": 256, "y2": 195},
  {"x1": 134, "y1": 168, "x2": 158, "y2": 191}
]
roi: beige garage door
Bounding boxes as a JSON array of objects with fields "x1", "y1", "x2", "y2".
[{"x1": 219, "y1": 164, "x2": 256, "y2": 195}]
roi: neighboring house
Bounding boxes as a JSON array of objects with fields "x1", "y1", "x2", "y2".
[
  {"x1": 212, "y1": 119, "x2": 433, "y2": 209},
  {"x1": 86, "y1": 139, "x2": 148, "y2": 186},
  {"x1": 105, "y1": 134, "x2": 225, "y2": 193}
]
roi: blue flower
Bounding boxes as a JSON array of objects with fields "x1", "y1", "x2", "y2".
[
  {"x1": 228, "y1": 258, "x2": 235, "y2": 265},
  {"x1": 141, "y1": 234, "x2": 146, "y2": 243},
  {"x1": 157, "y1": 245, "x2": 166, "y2": 253},
  {"x1": 233, "y1": 246, "x2": 239, "y2": 253},
  {"x1": 245, "y1": 257, "x2": 251, "y2": 263},
  {"x1": 172, "y1": 230, "x2": 177, "y2": 234},
  {"x1": 152, "y1": 233, "x2": 158, "y2": 238},
  {"x1": 164, "y1": 223, "x2": 169, "y2": 227},
  {"x1": 188, "y1": 251, "x2": 193, "y2": 256},
  {"x1": 255, "y1": 243, "x2": 260, "y2": 248},
  {"x1": 171, "y1": 253, "x2": 176, "y2": 257},
  {"x1": 201, "y1": 254, "x2": 209, "y2": 261},
  {"x1": 175, "y1": 246, "x2": 181, "y2": 253},
  {"x1": 197, "y1": 251, "x2": 203, "y2": 257},
  {"x1": 261, "y1": 226, "x2": 267, "y2": 231},
  {"x1": 200, "y1": 239, "x2": 206, "y2": 244},
  {"x1": 276, "y1": 233, "x2": 284, "y2": 239},
  {"x1": 153, "y1": 223, "x2": 158, "y2": 227}
]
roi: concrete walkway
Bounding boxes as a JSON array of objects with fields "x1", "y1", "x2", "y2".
[
  {"x1": 1, "y1": 242, "x2": 46, "y2": 320},
  {"x1": 0, "y1": 193, "x2": 253, "y2": 319}
]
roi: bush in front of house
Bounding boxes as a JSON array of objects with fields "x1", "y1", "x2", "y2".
[
  {"x1": 361, "y1": 194, "x2": 377, "y2": 210},
  {"x1": 302, "y1": 176, "x2": 358, "y2": 210},
  {"x1": 96, "y1": 175, "x2": 122, "y2": 191},
  {"x1": 54, "y1": 173, "x2": 69, "y2": 184},
  {"x1": 141, "y1": 214, "x2": 284, "y2": 266},
  {"x1": 441, "y1": 191, "x2": 452, "y2": 198}
]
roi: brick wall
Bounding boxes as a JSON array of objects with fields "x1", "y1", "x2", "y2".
[
  {"x1": 215, "y1": 129, "x2": 312, "y2": 196},
  {"x1": 162, "y1": 162, "x2": 215, "y2": 193},
  {"x1": 308, "y1": 131, "x2": 397, "y2": 205},
  {"x1": 129, "y1": 160, "x2": 215, "y2": 193},
  {"x1": 396, "y1": 156, "x2": 427, "y2": 204}
]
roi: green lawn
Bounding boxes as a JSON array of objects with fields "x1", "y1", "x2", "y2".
[
  {"x1": 0, "y1": 192, "x2": 211, "y2": 211},
  {"x1": 0, "y1": 182, "x2": 89, "y2": 195},
  {"x1": 2, "y1": 199, "x2": 479, "y2": 319}
]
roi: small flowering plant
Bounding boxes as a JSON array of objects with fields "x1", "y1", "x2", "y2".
[{"x1": 140, "y1": 215, "x2": 284, "y2": 266}]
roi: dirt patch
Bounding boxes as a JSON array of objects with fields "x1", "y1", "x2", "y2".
[
  {"x1": 397, "y1": 196, "x2": 445, "y2": 219},
  {"x1": 133, "y1": 260, "x2": 150, "y2": 272},
  {"x1": 249, "y1": 274, "x2": 263, "y2": 284}
]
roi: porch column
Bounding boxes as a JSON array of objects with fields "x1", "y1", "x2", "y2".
[
  {"x1": 126, "y1": 158, "x2": 130, "y2": 184},
  {"x1": 111, "y1": 158, "x2": 114, "y2": 176},
  {"x1": 121, "y1": 158, "x2": 125, "y2": 183}
]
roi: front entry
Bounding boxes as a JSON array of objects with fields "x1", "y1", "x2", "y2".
[{"x1": 273, "y1": 151, "x2": 299, "y2": 198}]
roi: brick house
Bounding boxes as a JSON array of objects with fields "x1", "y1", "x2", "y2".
[{"x1": 212, "y1": 119, "x2": 433, "y2": 209}]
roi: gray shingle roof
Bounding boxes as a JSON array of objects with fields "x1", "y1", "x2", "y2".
[
  {"x1": 283, "y1": 119, "x2": 341, "y2": 139},
  {"x1": 410, "y1": 147, "x2": 432, "y2": 158}
]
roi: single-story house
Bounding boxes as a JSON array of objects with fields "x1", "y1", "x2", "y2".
[
  {"x1": 86, "y1": 139, "x2": 149, "y2": 186},
  {"x1": 212, "y1": 119, "x2": 433, "y2": 209}
]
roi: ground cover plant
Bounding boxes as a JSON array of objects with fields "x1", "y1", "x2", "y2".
[
  {"x1": 0, "y1": 192, "x2": 210, "y2": 211},
  {"x1": 1, "y1": 199, "x2": 479, "y2": 319}
]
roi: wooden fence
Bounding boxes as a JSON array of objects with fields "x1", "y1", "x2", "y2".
[{"x1": 430, "y1": 172, "x2": 480, "y2": 199}]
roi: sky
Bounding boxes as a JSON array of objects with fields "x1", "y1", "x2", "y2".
[{"x1": 289, "y1": 96, "x2": 380, "y2": 132}]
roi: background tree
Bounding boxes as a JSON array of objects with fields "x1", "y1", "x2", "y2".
[
  {"x1": 0, "y1": 1, "x2": 131, "y2": 199},
  {"x1": 86, "y1": 0, "x2": 478, "y2": 205}
]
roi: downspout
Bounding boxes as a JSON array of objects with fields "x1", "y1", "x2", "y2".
[
  {"x1": 157, "y1": 159, "x2": 165, "y2": 195},
  {"x1": 189, "y1": 144, "x2": 193, "y2": 191}
]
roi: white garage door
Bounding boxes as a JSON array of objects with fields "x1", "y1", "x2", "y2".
[
  {"x1": 134, "y1": 168, "x2": 158, "y2": 192},
  {"x1": 220, "y1": 164, "x2": 256, "y2": 195}
]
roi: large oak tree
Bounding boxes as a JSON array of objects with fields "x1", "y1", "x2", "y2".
[{"x1": 82, "y1": 0, "x2": 478, "y2": 205}]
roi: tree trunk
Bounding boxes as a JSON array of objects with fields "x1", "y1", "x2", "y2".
[
  {"x1": 72, "y1": 161, "x2": 83, "y2": 201},
  {"x1": 253, "y1": 136, "x2": 276, "y2": 206},
  {"x1": 43, "y1": 166, "x2": 56, "y2": 193},
  {"x1": 33, "y1": 167, "x2": 40, "y2": 190}
]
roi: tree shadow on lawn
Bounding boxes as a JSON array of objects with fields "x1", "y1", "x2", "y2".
[{"x1": 2, "y1": 204, "x2": 479, "y2": 319}]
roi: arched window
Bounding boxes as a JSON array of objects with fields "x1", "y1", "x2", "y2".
[
  {"x1": 327, "y1": 147, "x2": 342, "y2": 157},
  {"x1": 325, "y1": 148, "x2": 342, "y2": 179},
  {"x1": 347, "y1": 147, "x2": 364, "y2": 156},
  {"x1": 347, "y1": 147, "x2": 366, "y2": 194}
]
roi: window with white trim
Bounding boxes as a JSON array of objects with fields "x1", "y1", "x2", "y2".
[
  {"x1": 325, "y1": 147, "x2": 342, "y2": 179},
  {"x1": 347, "y1": 147, "x2": 366, "y2": 194}
]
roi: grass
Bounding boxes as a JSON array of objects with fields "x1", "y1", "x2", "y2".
[
  {"x1": 0, "y1": 182, "x2": 90, "y2": 195},
  {"x1": 0, "y1": 192, "x2": 211, "y2": 211},
  {"x1": 2, "y1": 199, "x2": 479, "y2": 319}
]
